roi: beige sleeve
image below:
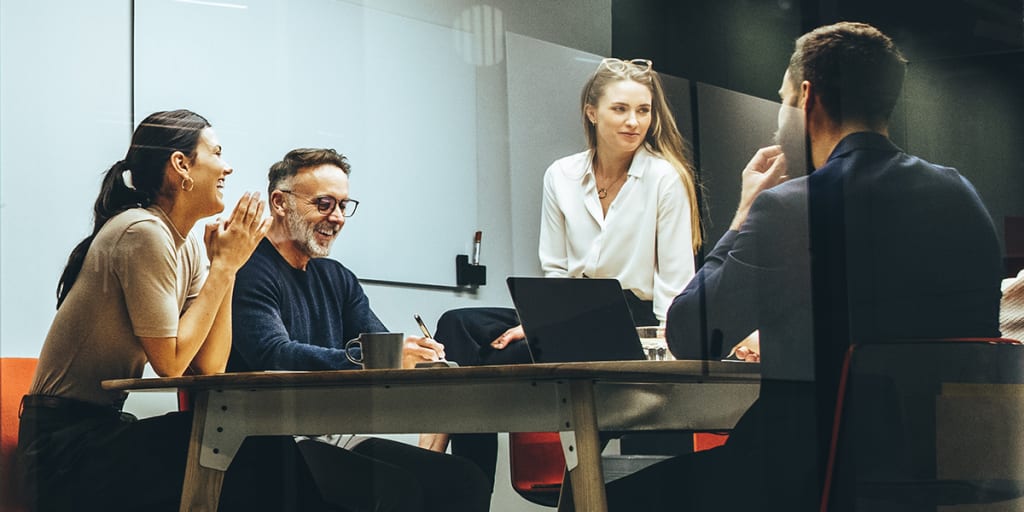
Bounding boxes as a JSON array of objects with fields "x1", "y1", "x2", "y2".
[{"x1": 114, "y1": 219, "x2": 181, "y2": 338}]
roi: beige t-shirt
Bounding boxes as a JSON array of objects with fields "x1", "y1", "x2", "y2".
[{"x1": 31, "y1": 206, "x2": 207, "y2": 407}]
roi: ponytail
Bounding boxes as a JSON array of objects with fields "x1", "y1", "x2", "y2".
[
  {"x1": 56, "y1": 160, "x2": 150, "y2": 308},
  {"x1": 56, "y1": 109, "x2": 210, "y2": 308}
]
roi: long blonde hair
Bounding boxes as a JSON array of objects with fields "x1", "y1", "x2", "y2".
[{"x1": 580, "y1": 59, "x2": 702, "y2": 251}]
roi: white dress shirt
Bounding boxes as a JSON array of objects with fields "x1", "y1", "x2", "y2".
[{"x1": 539, "y1": 147, "x2": 696, "y2": 321}]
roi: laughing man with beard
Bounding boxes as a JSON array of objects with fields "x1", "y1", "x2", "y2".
[{"x1": 227, "y1": 148, "x2": 491, "y2": 512}]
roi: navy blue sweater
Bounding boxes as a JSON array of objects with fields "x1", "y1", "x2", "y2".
[{"x1": 228, "y1": 239, "x2": 387, "y2": 372}]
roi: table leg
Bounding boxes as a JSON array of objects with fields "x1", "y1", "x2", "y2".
[
  {"x1": 180, "y1": 390, "x2": 225, "y2": 512},
  {"x1": 566, "y1": 380, "x2": 608, "y2": 512}
]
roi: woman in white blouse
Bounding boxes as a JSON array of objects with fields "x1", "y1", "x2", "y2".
[{"x1": 427, "y1": 58, "x2": 702, "y2": 489}]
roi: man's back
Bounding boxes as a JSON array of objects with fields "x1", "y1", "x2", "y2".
[
  {"x1": 670, "y1": 132, "x2": 1001, "y2": 378},
  {"x1": 811, "y1": 133, "x2": 1001, "y2": 342},
  {"x1": 666, "y1": 132, "x2": 1002, "y2": 508},
  {"x1": 767, "y1": 132, "x2": 1003, "y2": 378}
]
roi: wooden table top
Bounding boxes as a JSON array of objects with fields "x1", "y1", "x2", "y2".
[{"x1": 103, "y1": 359, "x2": 759, "y2": 392}]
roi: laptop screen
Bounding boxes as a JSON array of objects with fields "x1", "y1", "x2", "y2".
[{"x1": 506, "y1": 277, "x2": 646, "y2": 363}]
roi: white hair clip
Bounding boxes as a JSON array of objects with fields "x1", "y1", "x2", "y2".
[{"x1": 122, "y1": 169, "x2": 137, "y2": 190}]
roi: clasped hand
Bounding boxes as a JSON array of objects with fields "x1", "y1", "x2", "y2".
[{"x1": 204, "y1": 192, "x2": 273, "y2": 272}]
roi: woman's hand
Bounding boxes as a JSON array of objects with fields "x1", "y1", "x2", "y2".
[
  {"x1": 402, "y1": 336, "x2": 446, "y2": 368},
  {"x1": 205, "y1": 192, "x2": 272, "y2": 273},
  {"x1": 490, "y1": 324, "x2": 525, "y2": 350}
]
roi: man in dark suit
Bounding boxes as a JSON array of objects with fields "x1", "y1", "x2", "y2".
[{"x1": 601, "y1": 22, "x2": 1002, "y2": 511}]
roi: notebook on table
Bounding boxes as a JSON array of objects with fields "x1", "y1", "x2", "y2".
[{"x1": 506, "y1": 277, "x2": 646, "y2": 363}]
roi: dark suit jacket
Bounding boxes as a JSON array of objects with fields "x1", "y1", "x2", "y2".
[
  {"x1": 665, "y1": 132, "x2": 1002, "y2": 506},
  {"x1": 669, "y1": 131, "x2": 1001, "y2": 373}
]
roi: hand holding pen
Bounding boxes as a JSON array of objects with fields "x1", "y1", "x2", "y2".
[
  {"x1": 402, "y1": 336, "x2": 445, "y2": 369},
  {"x1": 413, "y1": 314, "x2": 447, "y2": 359},
  {"x1": 412, "y1": 314, "x2": 458, "y2": 367}
]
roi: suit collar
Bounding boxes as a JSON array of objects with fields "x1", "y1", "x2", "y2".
[{"x1": 825, "y1": 131, "x2": 901, "y2": 164}]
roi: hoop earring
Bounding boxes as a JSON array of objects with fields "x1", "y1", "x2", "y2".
[{"x1": 181, "y1": 176, "x2": 195, "y2": 192}]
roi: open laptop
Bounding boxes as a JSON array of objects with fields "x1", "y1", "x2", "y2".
[{"x1": 506, "y1": 277, "x2": 646, "y2": 363}]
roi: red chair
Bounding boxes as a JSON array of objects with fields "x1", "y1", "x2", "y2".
[
  {"x1": 509, "y1": 432, "x2": 566, "y2": 507},
  {"x1": 176, "y1": 388, "x2": 193, "y2": 412},
  {"x1": 692, "y1": 432, "x2": 728, "y2": 452},
  {"x1": 1, "y1": 358, "x2": 38, "y2": 512},
  {"x1": 820, "y1": 338, "x2": 1024, "y2": 512},
  {"x1": 510, "y1": 429, "x2": 729, "y2": 508}
]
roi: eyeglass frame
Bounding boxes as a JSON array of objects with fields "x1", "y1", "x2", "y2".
[
  {"x1": 277, "y1": 189, "x2": 359, "y2": 218},
  {"x1": 599, "y1": 58, "x2": 653, "y2": 73}
]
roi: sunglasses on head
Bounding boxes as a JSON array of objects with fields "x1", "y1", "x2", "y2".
[{"x1": 599, "y1": 58, "x2": 653, "y2": 73}]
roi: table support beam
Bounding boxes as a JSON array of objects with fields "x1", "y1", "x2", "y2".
[
  {"x1": 567, "y1": 380, "x2": 607, "y2": 512},
  {"x1": 180, "y1": 391, "x2": 225, "y2": 512}
]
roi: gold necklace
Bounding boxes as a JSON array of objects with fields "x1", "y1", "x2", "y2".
[{"x1": 597, "y1": 172, "x2": 626, "y2": 199}]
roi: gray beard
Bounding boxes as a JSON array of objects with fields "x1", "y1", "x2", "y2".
[{"x1": 285, "y1": 208, "x2": 336, "y2": 258}]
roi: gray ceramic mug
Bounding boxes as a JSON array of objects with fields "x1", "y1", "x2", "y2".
[{"x1": 345, "y1": 332, "x2": 404, "y2": 369}]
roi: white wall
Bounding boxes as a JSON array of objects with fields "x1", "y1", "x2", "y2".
[
  {"x1": 1, "y1": 1, "x2": 610, "y2": 510},
  {"x1": 1, "y1": 0, "x2": 132, "y2": 357}
]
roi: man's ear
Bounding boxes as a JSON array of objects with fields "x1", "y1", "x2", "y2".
[
  {"x1": 802, "y1": 80, "x2": 834, "y2": 132},
  {"x1": 799, "y1": 80, "x2": 813, "y2": 112},
  {"x1": 269, "y1": 190, "x2": 288, "y2": 216}
]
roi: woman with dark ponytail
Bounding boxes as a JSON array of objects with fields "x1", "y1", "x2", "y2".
[{"x1": 18, "y1": 110, "x2": 338, "y2": 510}]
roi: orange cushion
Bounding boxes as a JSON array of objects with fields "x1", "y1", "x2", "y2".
[{"x1": 1, "y1": 357, "x2": 39, "y2": 511}]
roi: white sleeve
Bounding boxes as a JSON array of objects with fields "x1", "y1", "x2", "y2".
[
  {"x1": 539, "y1": 165, "x2": 569, "y2": 277},
  {"x1": 652, "y1": 172, "x2": 696, "y2": 321}
]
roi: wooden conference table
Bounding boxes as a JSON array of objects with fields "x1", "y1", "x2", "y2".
[{"x1": 103, "y1": 360, "x2": 760, "y2": 512}]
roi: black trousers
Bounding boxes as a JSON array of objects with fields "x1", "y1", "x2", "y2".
[
  {"x1": 17, "y1": 396, "x2": 331, "y2": 511},
  {"x1": 435, "y1": 292, "x2": 657, "y2": 491},
  {"x1": 601, "y1": 392, "x2": 820, "y2": 512},
  {"x1": 299, "y1": 437, "x2": 491, "y2": 512},
  {"x1": 17, "y1": 395, "x2": 490, "y2": 512}
]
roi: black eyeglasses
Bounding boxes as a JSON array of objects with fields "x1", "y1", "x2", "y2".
[{"x1": 278, "y1": 190, "x2": 359, "y2": 218}]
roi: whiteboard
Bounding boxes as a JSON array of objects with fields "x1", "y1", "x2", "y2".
[{"x1": 134, "y1": 0, "x2": 477, "y2": 286}]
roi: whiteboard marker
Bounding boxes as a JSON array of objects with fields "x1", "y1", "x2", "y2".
[{"x1": 472, "y1": 231, "x2": 482, "y2": 265}]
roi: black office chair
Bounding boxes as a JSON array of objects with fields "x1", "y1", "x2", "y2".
[{"x1": 821, "y1": 338, "x2": 1024, "y2": 512}]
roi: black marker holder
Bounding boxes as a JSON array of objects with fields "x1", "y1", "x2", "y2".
[{"x1": 456, "y1": 254, "x2": 486, "y2": 287}]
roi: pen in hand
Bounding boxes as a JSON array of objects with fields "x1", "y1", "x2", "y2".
[{"x1": 414, "y1": 314, "x2": 447, "y2": 361}]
